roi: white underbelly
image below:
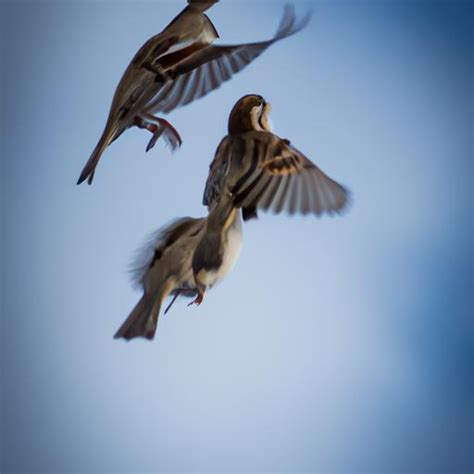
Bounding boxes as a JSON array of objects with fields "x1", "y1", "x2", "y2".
[
  {"x1": 165, "y1": 38, "x2": 195, "y2": 55},
  {"x1": 201, "y1": 214, "x2": 243, "y2": 288},
  {"x1": 165, "y1": 25, "x2": 218, "y2": 55}
]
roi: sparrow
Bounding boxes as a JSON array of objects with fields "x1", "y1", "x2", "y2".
[
  {"x1": 77, "y1": 2, "x2": 311, "y2": 185},
  {"x1": 114, "y1": 202, "x2": 243, "y2": 340},
  {"x1": 203, "y1": 94, "x2": 349, "y2": 220}
]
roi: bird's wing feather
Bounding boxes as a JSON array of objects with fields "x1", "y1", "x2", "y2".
[
  {"x1": 145, "y1": 5, "x2": 311, "y2": 114},
  {"x1": 207, "y1": 132, "x2": 348, "y2": 216},
  {"x1": 130, "y1": 217, "x2": 201, "y2": 288},
  {"x1": 203, "y1": 135, "x2": 242, "y2": 206}
]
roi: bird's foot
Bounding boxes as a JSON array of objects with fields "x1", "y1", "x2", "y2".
[
  {"x1": 135, "y1": 114, "x2": 182, "y2": 152},
  {"x1": 187, "y1": 289, "x2": 204, "y2": 307},
  {"x1": 145, "y1": 123, "x2": 164, "y2": 152},
  {"x1": 152, "y1": 117, "x2": 182, "y2": 152}
]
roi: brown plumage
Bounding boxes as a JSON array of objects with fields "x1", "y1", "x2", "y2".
[
  {"x1": 114, "y1": 201, "x2": 243, "y2": 340},
  {"x1": 78, "y1": 3, "x2": 311, "y2": 185},
  {"x1": 190, "y1": 196, "x2": 242, "y2": 306},
  {"x1": 114, "y1": 217, "x2": 204, "y2": 340},
  {"x1": 204, "y1": 94, "x2": 349, "y2": 220}
]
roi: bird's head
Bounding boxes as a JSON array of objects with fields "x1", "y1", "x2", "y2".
[
  {"x1": 228, "y1": 94, "x2": 272, "y2": 134},
  {"x1": 187, "y1": 0, "x2": 219, "y2": 13}
]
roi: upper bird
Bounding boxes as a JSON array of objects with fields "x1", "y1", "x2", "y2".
[
  {"x1": 77, "y1": 1, "x2": 311, "y2": 185},
  {"x1": 203, "y1": 94, "x2": 349, "y2": 221}
]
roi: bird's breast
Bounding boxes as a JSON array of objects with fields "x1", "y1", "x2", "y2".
[
  {"x1": 197, "y1": 213, "x2": 243, "y2": 288},
  {"x1": 219, "y1": 213, "x2": 243, "y2": 279}
]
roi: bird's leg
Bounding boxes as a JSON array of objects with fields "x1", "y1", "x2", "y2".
[
  {"x1": 164, "y1": 290, "x2": 181, "y2": 315},
  {"x1": 134, "y1": 113, "x2": 182, "y2": 152},
  {"x1": 144, "y1": 113, "x2": 182, "y2": 151},
  {"x1": 133, "y1": 115, "x2": 163, "y2": 151},
  {"x1": 188, "y1": 286, "x2": 205, "y2": 307}
]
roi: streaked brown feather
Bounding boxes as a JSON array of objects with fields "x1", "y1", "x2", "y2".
[
  {"x1": 204, "y1": 131, "x2": 348, "y2": 218},
  {"x1": 145, "y1": 5, "x2": 311, "y2": 115}
]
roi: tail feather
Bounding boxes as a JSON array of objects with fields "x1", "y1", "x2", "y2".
[
  {"x1": 114, "y1": 295, "x2": 161, "y2": 340},
  {"x1": 77, "y1": 128, "x2": 114, "y2": 185}
]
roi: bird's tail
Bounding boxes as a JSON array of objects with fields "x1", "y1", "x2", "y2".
[
  {"x1": 114, "y1": 294, "x2": 162, "y2": 340},
  {"x1": 77, "y1": 126, "x2": 116, "y2": 185}
]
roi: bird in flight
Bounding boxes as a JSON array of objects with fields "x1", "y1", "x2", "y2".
[
  {"x1": 114, "y1": 200, "x2": 242, "y2": 340},
  {"x1": 114, "y1": 94, "x2": 349, "y2": 339},
  {"x1": 203, "y1": 94, "x2": 349, "y2": 222},
  {"x1": 189, "y1": 93, "x2": 349, "y2": 307},
  {"x1": 77, "y1": 1, "x2": 311, "y2": 185}
]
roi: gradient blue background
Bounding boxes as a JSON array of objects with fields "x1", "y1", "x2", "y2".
[{"x1": 1, "y1": 0, "x2": 473, "y2": 472}]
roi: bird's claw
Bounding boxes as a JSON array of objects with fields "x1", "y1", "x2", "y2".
[
  {"x1": 135, "y1": 114, "x2": 182, "y2": 153},
  {"x1": 156, "y1": 117, "x2": 182, "y2": 152},
  {"x1": 146, "y1": 126, "x2": 164, "y2": 152},
  {"x1": 187, "y1": 291, "x2": 204, "y2": 307}
]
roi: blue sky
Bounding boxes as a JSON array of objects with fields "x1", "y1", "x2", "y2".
[{"x1": 1, "y1": 1, "x2": 472, "y2": 472}]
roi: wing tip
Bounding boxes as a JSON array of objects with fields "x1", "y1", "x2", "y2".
[{"x1": 277, "y1": 4, "x2": 313, "y2": 39}]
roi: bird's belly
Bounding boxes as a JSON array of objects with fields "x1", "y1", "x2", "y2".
[
  {"x1": 164, "y1": 38, "x2": 196, "y2": 56},
  {"x1": 163, "y1": 27, "x2": 217, "y2": 57},
  {"x1": 201, "y1": 215, "x2": 243, "y2": 288}
]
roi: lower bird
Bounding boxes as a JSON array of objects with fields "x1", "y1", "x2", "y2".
[{"x1": 114, "y1": 201, "x2": 242, "y2": 340}]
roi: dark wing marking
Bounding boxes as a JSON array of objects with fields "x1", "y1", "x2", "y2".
[
  {"x1": 232, "y1": 137, "x2": 348, "y2": 217},
  {"x1": 203, "y1": 136, "x2": 241, "y2": 207},
  {"x1": 145, "y1": 5, "x2": 311, "y2": 115}
]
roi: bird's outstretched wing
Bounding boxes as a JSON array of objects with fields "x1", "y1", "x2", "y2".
[
  {"x1": 204, "y1": 132, "x2": 348, "y2": 217},
  {"x1": 145, "y1": 5, "x2": 311, "y2": 114}
]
